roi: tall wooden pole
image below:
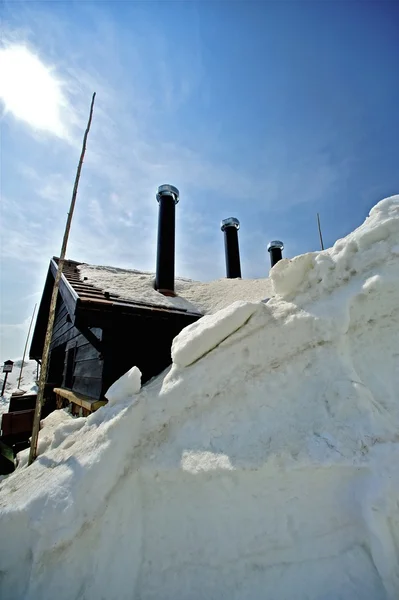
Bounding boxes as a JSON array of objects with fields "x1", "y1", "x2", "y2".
[
  {"x1": 317, "y1": 212, "x2": 325, "y2": 251},
  {"x1": 28, "y1": 93, "x2": 96, "y2": 465},
  {"x1": 17, "y1": 303, "x2": 37, "y2": 389}
]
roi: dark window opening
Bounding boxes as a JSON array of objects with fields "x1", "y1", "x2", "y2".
[
  {"x1": 65, "y1": 347, "x2": 76, "y2": 389},
  {"x1": 48, "y1": 344, "x2": 67, "y2": 388}
]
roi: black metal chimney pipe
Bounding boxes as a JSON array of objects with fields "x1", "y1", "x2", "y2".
[
  {"x1": 155, "y1": 184, "x2": 179, "y2": 295},
  {"x1": 221, "y1": 217, "x2": 242, "y2": 278},
  {"x1": 267, "y1": 240, "x2": 284, "y2": 268}
]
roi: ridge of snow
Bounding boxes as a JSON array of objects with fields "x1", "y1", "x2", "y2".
[
  {"x1": 105, "y1": 366, "x2": 142, "y2": 405},
  {"x1": 270, "y1": 194, "x2": 399, "y2": 302},
  {"x1": 0, "y1": 195, "x2": 398, "y2": 600}
]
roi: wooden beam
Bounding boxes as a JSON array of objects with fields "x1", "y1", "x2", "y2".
[{"x1": 53, "y1": 387, "x2": 107, "y2": 412}]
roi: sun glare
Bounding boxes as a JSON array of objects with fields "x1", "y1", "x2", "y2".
[{"x1": 0, "y1": 44, "x2": 66, "y2": 137}]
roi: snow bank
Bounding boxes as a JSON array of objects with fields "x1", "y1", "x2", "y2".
[
  {"x1": 271, "y1": 195, "x2": 399, "y2": 302},
  {"x1": 78, "y1": 264, "x2": 272, "y2": 315},
  {"x1": 16, "y1": 409, "x2": 83, "y2": 468},
  {"x1": 0, "y1": 196, "x2": 399, "y2": 600}
]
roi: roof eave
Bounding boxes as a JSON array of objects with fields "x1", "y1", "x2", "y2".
[
  {"x1": 75, "y1": 296, "x2": 202, "y2": 326},
  {"x1": 29, "y1": 260, "x2": 80, "y2": 360}
]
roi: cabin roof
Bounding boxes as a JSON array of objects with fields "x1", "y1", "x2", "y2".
[
  {"x1": 61, "y1": 258, "x2": 201, "y2": 316},
  {"x1": 30, "y1": 257, "x2": 272, "y2": 360},
  {"x1": 29, "y1": 258, "x2": 202, "y2": 360}
]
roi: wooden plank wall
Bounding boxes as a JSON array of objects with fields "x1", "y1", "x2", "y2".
[
  {"x1": 51, "y1": 301, "x2": 77, "y2": 350},
  {"x1": 69, "y1": 333, "x2": 103, "y2": 399},
  {"x1": 50, "y1": 299, "x2": 104, "y2": 400}
]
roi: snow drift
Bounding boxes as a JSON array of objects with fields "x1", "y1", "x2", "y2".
[{"x1": 0, "y1": 196, "x2": 399, "y2": 600}]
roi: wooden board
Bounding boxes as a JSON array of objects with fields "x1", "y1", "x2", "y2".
[
  {"x1": 52, "y1": 305, "x2": 68, "y2": 335},
  {"x1": 73, "y1": 358, "x2": 103, "y2": 379},
  {"x1": 53, "y1": 388, "x2": 107, "y2": 412},
  {"x1": 51, "y1": 320, "x2": 75, "y2": 345},
  {"x1": 9, "y1": 394, "x2": 37, "y2": 413},
  {"x1": 1, "y1": 410, "x2": 35, "y2": 436},
  {"x1": 73, "y1": 376, "x2": 102, "y2": 399},
  {"x1": 50, "y1": 328, "x2": 80, "y2": 351},
  {"x1": 74, "y1": 342, "x2": 101, "y2": 361}
]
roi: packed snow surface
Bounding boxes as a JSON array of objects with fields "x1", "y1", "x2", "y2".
[
  {"x1": 16, "y1": 409, "x2": 84, "y2": 469},
  {"x1": 78, "y1": 263, "x2": 273, "y2": 315},
  {"x1": 1, "y1": 196, "x2": 399, "y2": 600}
]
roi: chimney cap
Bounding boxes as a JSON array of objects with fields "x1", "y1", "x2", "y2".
[
  {"x1": 157, "y1": 184, "x2": 179, "y2": 204},
  {"x1": 221, "y1": 217, "x2": 240, "y2": 231},
  {"x1": 267, "y1": 240, "x2": 284, "y2": 252}
]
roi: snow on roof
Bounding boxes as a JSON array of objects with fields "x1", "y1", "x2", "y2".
[{"x1": 77, "y1": 264, "x2": 273, "y2": 315}]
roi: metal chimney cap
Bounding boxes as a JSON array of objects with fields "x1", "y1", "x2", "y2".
[
  {"x1": 221, "y1": 217, "x2": 240, "y2": 231},
  {"x1": 267, "y1": 240, "x2": 284, "y2": 252},
  {"x1": 156, "y1": 184, "x2": 179, "y2": 204}
]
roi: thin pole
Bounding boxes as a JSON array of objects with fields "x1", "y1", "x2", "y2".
[
  {"x1": 317, "y1": 212, "x2": 325, "y2": 251},
  {"x1": 28, "y1": 92, "x2": 96, "y2": 465},
  {"x1": 17, "y1": 303, "x2": 37, "y2": 389},
  {"x1": 1, "y1": 372, "x2": 8, "y2": 397}
]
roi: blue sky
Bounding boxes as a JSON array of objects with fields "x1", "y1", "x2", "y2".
[{"x1": 0, "y1": 0, "x2": 398, "y2": 361}]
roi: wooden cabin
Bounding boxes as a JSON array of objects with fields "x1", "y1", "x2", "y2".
[
  {"x1": 28, "y1": 184, "x2": 259, "y2": 421},
  {"x1": 30, "y1": 258, "x2": 201, "y2": 417}
]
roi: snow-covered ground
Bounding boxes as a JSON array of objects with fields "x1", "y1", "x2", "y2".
[
  {"x1": 0, "y1": 196, "x2": 398, "y2": 600},
  {"x1": 0, "y1": 359, "x2": 38, "y2": 418}
]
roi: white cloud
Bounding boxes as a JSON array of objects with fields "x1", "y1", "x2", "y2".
[
  {"x1": 0, "y1": 317, "x2": 33, "y2": 363},
  {"x1": 0, "y1": 44, "x2": 67, "y2": 137}
]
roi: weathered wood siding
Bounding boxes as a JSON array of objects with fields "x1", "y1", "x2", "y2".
[
  {"x1": 68, "y1": 331, "x2": 103, "y2": 399},
  {"x1": 49, "y1": 299, "x2": 104, "y2": 400},
  {"x1": 50, "y1": 299, "x2": 79, "y2": 351}
]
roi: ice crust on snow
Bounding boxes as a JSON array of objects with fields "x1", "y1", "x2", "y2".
[
  {"x1": 78, "y1": 263, "x2": 273, "y2": 315},
  {"x1": 172, "y1": 301, "x2": 260, "y2": 367},
  {"x1": 0, "y1": 196, "x2": 399, "y2": 600}
]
